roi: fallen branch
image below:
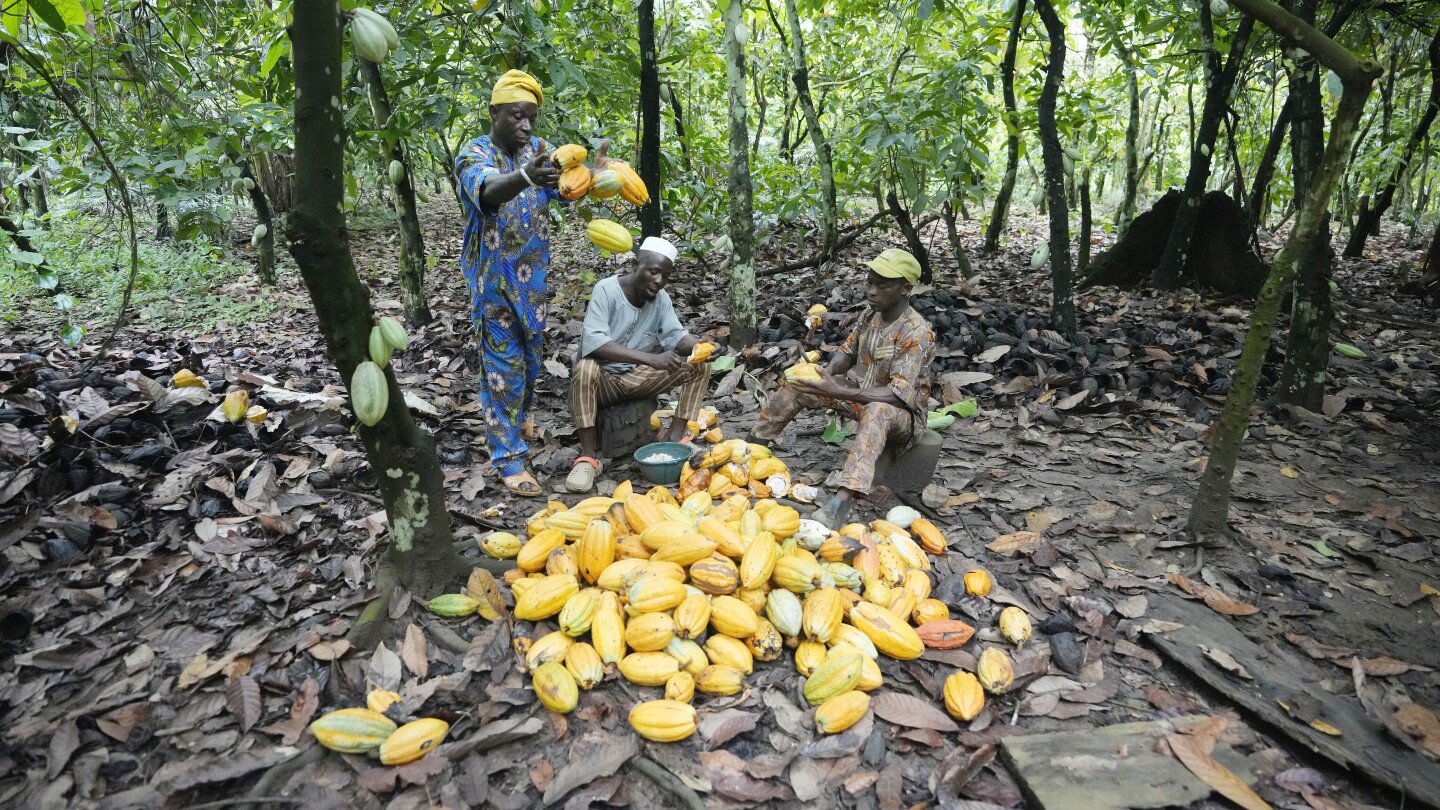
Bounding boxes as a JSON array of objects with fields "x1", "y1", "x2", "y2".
[
  {"x1": 630, "y1": 756, "x2": 707, "y2": 810},
  {"x1": 425, "y1": 621, "x2": 472, "y2": 656},
  {"x1": 759, "y1": 211, "x2": 890, "y2": 276}
]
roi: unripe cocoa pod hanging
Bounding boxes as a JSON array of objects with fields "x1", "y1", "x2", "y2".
[
  {"x1": 349, "y1": 14, "x2": 391, "y2": 62},
  {"x1": 351, "y1": 360, "x2": 389, "y2": 426},
  {"x1": 353, "y1": 7, "x2": 399, "y2": 50},
  {"x1": 369, "y1": 326, "x2": 393, "y2": 369},
  {"x1": 389, "y1": 159, "x2": 406, "y2": 185},
  {"x1": 377, "y1": 315, "x2": 409, "y2": 350}
]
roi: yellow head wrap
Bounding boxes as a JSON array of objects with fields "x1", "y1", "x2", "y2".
[{"x1": 491, "y1": 70, "x2": 543, "y2": 107}]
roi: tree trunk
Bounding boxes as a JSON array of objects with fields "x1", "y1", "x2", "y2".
[
  {"x1": 1078, "y1": 164, "x2": 1092, "y2": 277},
  {"x1": 637, "y1": 0, "x2": 663, "y2": 238},
  {"x1": 1115, "y1": 39, "x2": 1140, "y2": 237},
  {"x1": 243, "y1": 160, "x2": 277, "y2": 285},
  {"x1": 1276, "y1": 0, "x2": 1332, "y2": 409},
  {"x1": 1034, "y1": 0, "x2": 1075, "y2": 333},
  {"x1": 1342, "y1": 23, "x2": 1440, "y2": 257},
  {"x1": 155, "y1": 200, "x2": 173, "y2": 240},
  {"x1": 985, "y1": 0, "x2": 1028, "y2": 253},
  {"x1": 1154, "y1": 7, "x2": 1255, "y2": 289},
  {"x1": 1187, "y1": 0, "x2": 1378, "y2": 540},
  {"x1": 887, "y1": 188, "x2": 933, "y2": 283},
  {"x1": 752, "y1": 70, "x2": 767, "y2": 155},
  {"x1": 359, "y1": 59, "x2": 433, "y2": 327},
  {"x1": 288, "y1": 4, "x2": 463, "y2": 646},
  {"x1": 1246, "y1": 95, "x2": 1293, "y2": 230},
  {"x1": 723, "y1": 0, "x2": 757, "y2": 347},
  {"x1": 435, "y1": 130, "x2": 461, "y2": 204},
  {"x1": 943, "y1": 199, "x2": 975, "y2": 278},
  {"x1": 783, "y1": 0, "x2": 837, "y2": 259},
  {"x1": 665, "y1": 84, "x2": 692, "y2": 171}
]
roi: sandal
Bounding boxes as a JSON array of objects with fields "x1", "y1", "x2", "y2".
[
  {"x1": 565, "y1": 456, "x2": 602, "y2": 494},
  {"x1": 502, "y1": 470, "x2": 543, "y2": 498}
]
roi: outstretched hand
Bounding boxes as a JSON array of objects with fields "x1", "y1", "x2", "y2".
[
  {"x1": 646, "y1": 351, "x2": 686, "y2": 373},
  {"x1": 792, "y1": 365, "x2": 847, "y2": 399},
  {"x1": 525, "y1": 150, "x2": 560, "y2": 189},
  {"x1": 593, "y1": 138, "x2": 612, "y2": 169}
]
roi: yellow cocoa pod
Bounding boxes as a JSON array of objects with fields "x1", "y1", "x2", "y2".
[
  {"x1": 366, "y1": 689, "x2": 403, "y2": 714},
  {"x1": 525, "y1": 630, "x2": 574, "y2": 672},
  {"x1": 221, "y1": 389, "x2": 250, "y2": 423},
  {"x1": 558, "y1": 164, "x2": 592, "y2": 200},
  {"x1": 739, "y1": 534, "x2": 779, "y2": 590},
  {"x1": 591, "y1": 600, "x2": 626, "y2": 664},
  {"x1": 624, "y1": 493, "x2": 665, "y2": 533},
  {"x1": 976, "y1": 647, "x2": 1015, "y2": 694},
  {"x1": 736, "y1": 586, "x2": 770, "y2": 615},
  {"x1": 641, "y1": 560, "x2": 687, "y2": 583},
  {"x1": 795, "y1": 640, "x2": 828, "y2": 677},
  {"x1": 517, "y1": 528, "x2": 567, "y2": 572},
  {"x1": 553, "y1": 143, "x2": 587, "y2": 170},
  {"x1": 804, "y1": 647, "x2": 864, "y2": 705},
  {"x1": 746, "y1": 617, "x2": 784, "y2": 662},
  {"x1": 689, "y1": 556, "x2": 740, "y2": 595},
  {"x1": 596, "y1": 558, "x2": 648, "y2": 592},
  {"x1": 679, "y1": 490, "x2": 712, "y2": 517},
  {"x1": 651, "y1": 534, "x2": 717, "y2": 567},
  {"x1": 543, "y1": 510, "x2": 589, "y2": 540},
  {"x1": 772, "y1": 556, "x2": 823, "y2": 593},
  {"x1": 876, "y1": 545, "x2": 905, "y2": 586},
  {"x1": 912, "y1": 598, "x2": 950, "y2": 625},
  {"x1": 481, "y1": 531, "x2": 522, "y2": 559},
  {"x1": 309, "y1": 708, "x2": 397, "y2": 753},
  {"x1": 672, "y1": 592, "x2": 712, "y2": 640},
  {"x1": 889, "y1": 533, "x2": 930, "y2": 571},
  {"x1": 998, "y1": 606, "x2": 1032, "y2": 647},
  {"x1": 815, "y1": 690, "x2": 870, "y2": 734},
  {"x1": 378, "y1": 718, "x2": 449, "y2": 765},
  {"x1": 698, "y1": 517, "x2": 747, "y2": 558},
  {"x1": 618, "y1": 651, "x2": 680, "y2": 686},
  {"x1": 901, "y1": 569, "x2": 933, "y2": 603},
  {"x1": 802, "y1": 587, "x2": 845, "y2": 643},
  {"x1": 624, "y1": 612, "x2": 677, "y2": 652},
  {"x1": 849, "y1": 602, "x2": 924, "y2": 660},
  {"x1": 762, "y1": 506, "x2": 800, "y2": 539},
  {"x1": 514, "y1": 574, "x2": 579, "y2": 621},
  {"x1": 830, "y1": 623, "x2": 880, "y2": 659},
  {"x1": 586, "y1": 218, "x2": 632, "y2": 252},
  {"x1": 888, "y1": 589, "x2": 918, "y2": 627},
  {"x1": 855, "y1": 653, "x2": 883, "y2": 691},
  {"x1": 639, "y1": 520, "x2": 690, "y2": 551},
  {"x1": 608, "y1": 160, "x2": 650, "y2": 206},
  {"x1": 627, "y1": 576, "x2": 688, "y2": 614},
  {"x1": 703, "y1": 633, "x2": 753, "y2": 674},
  {"x1": 533, "y1": 661, "x2": 579, "y2": 713},
  {"x1": 694, "y1": 664, "x2": 745, "y2": 696},
  {"x1": 665, "y1": 671, "x2": 695, "y2": 703},
  {"x1": 818, "y1": 535, "x2": 864, "y2": 563},
  {"x1": 172, "y1": 368, "x2": 206, "y2": 388},
  {"x1": 545, "y1": 545, "x2": 579, "y2": 578},
  {"x1": 964, "y1": 569, "x2": 993, "y2": 597},
  {"x1": 589, "y1": 169, "x2": 623, "y2": 198},
  {"x1": 784, "y1": 363, "x2": 822, "y2": 383},
  {"x1": 559, "y1": 589, "x2": 599, "y2": 637},
  {"x1": 564, "y1": 642, "x2": 605, "y2": 690},
  {"x1": 910, "y1": 518, "x2": 947, "y2": 554},
  {"x1": 629, "y1": 699, "x2": 697, "y2": 742},
  {"x1": 687, "y1": 342, "x2": 716, "y2": 363},
  {"x1": 577, "y1": 520, "x2": 616, "y2": 584},
  {"x1": 945, "y1": 671, "x2": 986, "y2": 720},
  {"x1": 665, "y1": 637, "x2": 709, "y2": 676},
  {"x1": 709, "y1": 595, "x2": 760, "y2": 639}
]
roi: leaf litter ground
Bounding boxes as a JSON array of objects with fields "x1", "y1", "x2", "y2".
[{"x1": 0, "y1": 202, "x2": 1438, "y2": 809}]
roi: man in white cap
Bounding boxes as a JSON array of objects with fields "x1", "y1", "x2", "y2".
[
  {"x1": 566, "y1": 237, "x2": 713, "y2": 493},
  {"x1": 748, "y1": 248, "x2": 935, "y2": 527}
]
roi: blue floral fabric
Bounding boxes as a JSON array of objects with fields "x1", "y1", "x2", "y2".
[{"x1": 456, "y1": 135, "x2": 561, "y2": 478}]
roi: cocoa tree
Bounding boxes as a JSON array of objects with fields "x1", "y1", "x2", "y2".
[
  {"x1": 1034, "y1": 0, "x2": 1076, "y2": 334},
  {"x1": 724, "y1": 0, "x2": 759, "y2": 346},
  {"x1": 637, "y1": 0, "x2": 664, "y2": 238},
  {"x1": 984, "y1": 0, "x2": 1028, "y2": 253},
  {"x1": 1188, "y1": 0, "x2": 1381, "y2": 541},
  {"x1": 287, "y1": 3, "x2": 463, "y2": 647},
  {"x1": 783, "y1": 0, "x2": 838, "y2": 261}
]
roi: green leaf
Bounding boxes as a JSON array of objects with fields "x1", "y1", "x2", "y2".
[
  {"x1": 1314, "y1": 539, "x2": 1337, "y2": 558},
  {"x1": 711, "y1": 354, "x2": 737, "y2": 373},
  {"x1": 261, "y1": 37, "x2": 289, "y2": 77},
  {"x1": 28, "y1": 0, "x2": 84, "y2": 30},
  {"x1": 59, "y1": 323, "x2": 84, "y2": 346},
  {"x1": 53, "y1": 293, "x2": 75, "y2": 312},
  {"x1": 10, "y1": 249, "x2": 45, "y2": 266},
  {"x1": 822, "y1": 417, "x2": 853, "y2": 445},
  {"x1": 935, "y1": 398, "x2": 979, "y2": 418}
]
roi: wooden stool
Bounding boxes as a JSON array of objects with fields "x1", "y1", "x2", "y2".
[{"x1": 597, "y1": 396, "x2": 659, "y2": 458}]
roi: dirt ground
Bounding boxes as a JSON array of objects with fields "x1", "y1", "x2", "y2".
[{"x1": 0, "y1": 200, "x2": 1437, "y2": 809}]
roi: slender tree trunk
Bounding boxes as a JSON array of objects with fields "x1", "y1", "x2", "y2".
[
  {"x1": 752, "y1": 70, "x2": 767, "y2": 154},
  {"x1": 723, "y1": 0, "x2": 757, "y2": 347},
  {"x1": 288, "y1": 4, "x2": 463, "y2": 646},
  {"x1": 985, "y1": 0, "x2": 1028, "y2": 252},
  {"x1": 1115, "y1": 39, "x2": 1140, "y2": 237},
  {"x1": 1188, "y1": 0, "x2": 1378, "y2": 540},
  {"x1": 1155, "y1": 7, "x2": 1255, "y2": 289},
  {"x1": 637, "y1": 0, "x2": 663, "y2": 238},
  {"x1": 783, "y1": 0, "x2": 837, "y2": 259},
  {"x1": 1077, "y1": 164, "x2": 1092, "y2": 277},
  {"x1": 664, "y1": 84, "x2": 692, "y2": 171},
  {"x1": 1276, "y1": 0, "x2": 1332, "y2": 409},
  {"x1": 243, "y1": 160, "x2": 277, "y2": 285},
  {"x1": 1343, "y1": 23, "x2": 1440, "y2": 257},
  {"x1": 435, "y1": 131, "x2": 461, "y2": 204},
  {"x1": 155, "y1": 200, "x2": 173, "y2": 240},
  {"x1": 1034, "y1": 0, "x2": 1075, "y2": 333},
  {"x1": 1247, "y1": 95, "x2": 1293, "y2": 229},
  {"x1": 359, "y1": 59, "x2": 433, "y2": 326},
  {"x1": 942, "y1": 199, "x2": 975, "y2": 278},
  {"x1": 887, "y1": 188, "x2": 932, "y2": 283}
]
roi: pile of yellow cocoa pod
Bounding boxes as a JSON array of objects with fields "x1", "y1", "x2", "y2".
[
  {"x1": 306, "y1": 690, "x2": 450, "y2": 763},
  {"x1": 432, "y1": 440, "x2": 1032, "y2": 743}
]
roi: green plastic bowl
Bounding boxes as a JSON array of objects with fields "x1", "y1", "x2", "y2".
[{"x1": 634, "y1": 441, "x2": 692, "y2": 486}]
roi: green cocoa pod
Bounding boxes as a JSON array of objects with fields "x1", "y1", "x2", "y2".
[
  {"x1": 1030, "y1": 242, "x2": 1050, "y2": 270},
  {"x1": 378, "y1": 316, "x2": 409, "y2": 351},
  {"x1": 369, "y1": 326, "x2": 393, "y2": 369},
  {"x1": 351, "y1": 360, "x2": 389, "y2": 426},
  {"x1": 1333, "y1": 343, "x2": 1366, "y2": 358},
  {"x1": 349, "y1": 15, "x2": 390, "y2": 63},
  {"x1": 353, "y1": 7, "x2": 399, "y2": 51},
  {"x1": 429, "y1": 594, "x2": 481, "y2": 617},
  {"x1": 389, "y1": 159, "x2": 405, "y2": 186}
]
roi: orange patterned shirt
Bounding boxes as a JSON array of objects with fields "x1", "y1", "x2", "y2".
[{"x1": 837, "y1": 305, "x2": 935, "y2": 424}]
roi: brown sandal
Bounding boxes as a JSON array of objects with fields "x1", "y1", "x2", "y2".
[{"x1": 502, "y1": 470, "x2": 543, "y2": 497}]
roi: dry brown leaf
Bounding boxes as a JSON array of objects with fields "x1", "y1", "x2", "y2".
[
  {"x1": 1165, "y1": 730, "x2": 1272, "y2": 810},
  {"x1": 528, "y1": 757, "x2": 554, "y2": 792},
  {"x1": 1283, "y1": 632, "x2": 1353, "y2": 660},
  {"x1": 368, "y1": 642, "x2": 403, "y2": 692},
  {"x1": 225, "y1": 676, "x2": 262, "y2": 732},
  {"x1": 402, "y1": 624, "x2": 429, "y2": 679},
  {"x1": 1333, "y1": 655, "x2": 1415, "y2": 677},
  {"x1": 986, "y1": 531, "x2": 1042, "y2": 554},
  {"x1": 699, "y1": 709, "x2": 760, "y2": 749},
  {"x1": 869, "y1": 692, "x2": 960, "y2": 733},
  {"x1": 1167, "y1": 572, "x2": 1259, "y2": 616},
  {"x1": 1393, "y1": 702, "x2": 1440, "y2": 758},
  {"x1": 1301, "y1": 791, "x2": 1349, "y2": 810},
  {"x1": 257, "y1": 677, "x2": 319, "y2": 745},
  {"x1": 1202, "y1": 646, "x2": 1253, "y2": 679}
]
